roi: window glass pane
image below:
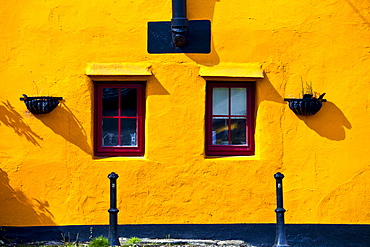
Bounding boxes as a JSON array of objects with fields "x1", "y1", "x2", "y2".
[
  {"x1": 102, "y1": 118, "x2": 118, "y2": 146},
  {"x1": 231, "y1": 88, "x2": 247, "y2": 115},
  {"x1": 120, "y1": 88, "x2": 137, "y2": 117},
  {"x1": 120, "y1": 118, "x2": 137, "y2": 146},
  {"x1": 213, "y1": 88, "x2": 229, "y2": 115},
  {"x1": 212, "y1": 117, "x2": 229, "y2": 145},
  {"x1": 102, "y1": 88, "x2": 119, "y2": 116},
  {"x1": 231, "y1": 118, "x2": 247, "y2": 145}
]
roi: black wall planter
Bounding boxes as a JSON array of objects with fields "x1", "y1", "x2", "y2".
[
  {"x1": 20, "y1": 94, "x2": 63, "y2": 114},
  {"x1": 284, "y1": 93, "x2": 326, "y2": 116}
]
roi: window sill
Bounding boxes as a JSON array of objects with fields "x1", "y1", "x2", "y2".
[
  {"x1": 204, "y1": 155, "x2": 259, "y2": 161},
  {"x1": 93, "y1": 156, "x2": 146, "y2": 161}
]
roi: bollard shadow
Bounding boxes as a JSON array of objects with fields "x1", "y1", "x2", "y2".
[
  {"x1": 294, "y1": 101, "x2": 351, "y2": 140},
  {"x1": 36, "y1": 103, "x2": 92, "y2": 155},
  {"x1": 0, "y1": 100, "x2": 42, "y2": 146},
  {"x1": 185, "y1": 0, "x2": 220, "y2": 65},
  {"x1": 0, "y1": 168, "x2": 55, "y2": 226}
]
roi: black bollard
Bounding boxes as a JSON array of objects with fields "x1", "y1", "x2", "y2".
[
  {"x1": 273, "y1": 172, "x2": 289, "y2": 247},
  {"x1": 108, "y1": 172, "x2": 120, "y2": 246}
]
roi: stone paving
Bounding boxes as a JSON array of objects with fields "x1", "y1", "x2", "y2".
[
  {"x1": 0, "y1": 238, "x2": 257, "y2": 247},
  {"x1": 119, "y1": 238, "x2": 256, "y2": 247}
]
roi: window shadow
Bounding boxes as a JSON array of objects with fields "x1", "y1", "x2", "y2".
[
  {"x1": 147, "y1": 75, "x2": 170, "y2": 96},
  {"x1": 295, "y1": 101, "x2": 352, "y2": 141},
  {"x1": 0, "y1": 100, "x2": 42, "y2": 146},
  {"x1": 257, "y1": 74, "x2": 285, "y2": 104},
  {"x1": 0, "y1": 169, "x2": 55, "y2": 226},
  {"x1": 36, "y1": 103, "x2": 92, "y2": 155}
]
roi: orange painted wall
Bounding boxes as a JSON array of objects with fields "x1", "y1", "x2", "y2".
[{"x1": 0, "y1": 0, "x2": 370, "y2": 227}]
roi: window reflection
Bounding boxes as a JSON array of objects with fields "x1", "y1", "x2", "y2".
[
  {"x1": 231, "y1": 88, "x2": 247, "y2": 115},
  {"x1": 120, "y1": 118, "x2": 137, "y2": 146},
  {"x1": 212, "y1": 88, "x2": 229, "y2": 115},
  {"x1": 212, "y1": 118, "x2": 228, "y2": 145},
  {"x1": 231, "y1": 118, "x2": 247, "y2": 145},
  {"x1": 102, "y1": 88, "x2": 119, "y2": 116}
]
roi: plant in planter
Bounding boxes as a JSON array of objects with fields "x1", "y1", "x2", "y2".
[
  {"x1": 284, "y1": 80, "x2": 326, "y2": 116},
  {"x1": 20, "y1": 94, "x2": 63, "y2": 114}
]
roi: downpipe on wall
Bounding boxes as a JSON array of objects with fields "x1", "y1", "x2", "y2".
[
  {"x1": 147, "y1": 0, "x2": 210, "y2": 53},
  {"x1": 171, "y1": 0, "x2": 188, "y2": 47}
]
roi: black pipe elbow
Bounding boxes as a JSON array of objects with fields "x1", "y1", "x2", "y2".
[{"x1": 171, "y1": 0, "x2": 188, "y2": 47}]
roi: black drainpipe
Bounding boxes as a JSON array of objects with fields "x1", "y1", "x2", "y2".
[{"x1": 171, "y1": 0, "x2": 188, "y2": 47}]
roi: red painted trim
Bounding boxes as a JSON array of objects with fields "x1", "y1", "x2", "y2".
[
  {"x1": 205, "y1": 81, "x2": 255, "y2": 156},
  {"x1": 94, "y1": 81, "x2": 145, "y2": 157}
]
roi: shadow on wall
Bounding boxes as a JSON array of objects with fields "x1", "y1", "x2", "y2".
[
  {"x1": 257, "y1": 73, "x2": 285, "y2": 103},
  {"x1": 296, "y1": 101, "x2": 351, "y2": 141},
  {"x1": 0, "y1": 100, "x2": 91, "y2": 154},
  {"x1": 147, "y1": 74, "x2": 170, "y2": 96},
  {"x1": 345, "y1": 0, "x2": 370, "y2": 28},
  {"x1": 185, "y1": 0, "x2": 220, "y2": 65},
  {"x1": 318, "y1": 165, "x2": 370, "y2": 221},
  {"x1": 259, "y1": 73, "x2": 351, "y2": 141},
  {"x1": 0, "y1": 169, "x2": 55, "y2": 227},
  {"x1": 36, "y1": 103, "x2": 92, "y2": 155},
  {"x1": 0, "y1": 101, "x2": 42, "y2": 146}
]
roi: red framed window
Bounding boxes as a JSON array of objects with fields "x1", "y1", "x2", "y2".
[
  {"x1": 205, "y1": 81, "x2": 255, "y2": 156},
  {"x1": 94, "y1": 82, "x2": 145, "y2": 156}
]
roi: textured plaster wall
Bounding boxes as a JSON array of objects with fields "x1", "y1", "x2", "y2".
[{"x1": 0, "y1": 0, "x2": 369, "y2": 227}]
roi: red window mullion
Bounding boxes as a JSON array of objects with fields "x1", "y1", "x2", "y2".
[
  {"x1": 136, "y1": 87, "x2": 140, "y2": 144},
  {"x1": 117, "y1": 88, "x2": 122, "y2": 146},
  {"x1": 228, "y1": 87, "x2": 232, "y2": 145},
  {"x1": 101, "y1": 116, "x2": 137, "y2": 119}
]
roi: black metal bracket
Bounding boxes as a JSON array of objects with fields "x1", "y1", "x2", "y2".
[{"x1": 148, "y1": 0, "x2": 211, "y2": 53}]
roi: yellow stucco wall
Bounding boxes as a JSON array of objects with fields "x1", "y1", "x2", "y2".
[{"x1": 1, "y1": 0, "x2": 370, "y2": 227}]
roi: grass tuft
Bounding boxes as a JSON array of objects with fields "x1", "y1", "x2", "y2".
[{"x1": 89, "y1": 236, "x2": 110, "y2": 247}]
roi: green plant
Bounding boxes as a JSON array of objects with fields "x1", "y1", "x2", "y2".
[
  {"x1": 123, "y1": 237, "x2": 141, "y2": 246},
  {"x1": 301, "y1": 77, "x2": 314, "y2": 97},
  {"x1": 61, "y1": 232, "x2": 80, "y2": 246},
  {"x1": 89, "y1": 236, "x2": 110, "y2": 247}
]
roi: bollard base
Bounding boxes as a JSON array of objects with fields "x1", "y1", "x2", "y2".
[{"x1": 108, "y1": 237, "x2": 120, "y2": 247}]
